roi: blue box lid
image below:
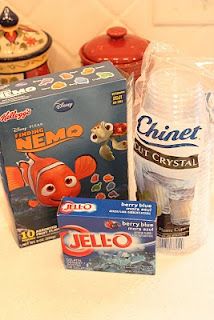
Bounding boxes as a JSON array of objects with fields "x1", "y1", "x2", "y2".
[
  {"x1": 57, "y1": 197, "x2": 156, "y2": 221},
  {"x1": 0, "y1": 61, "x2": 125, "y2": 107}
]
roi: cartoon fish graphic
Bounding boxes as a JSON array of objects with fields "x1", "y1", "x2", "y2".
[
  {"x1": 5, "y1": 152, "x2": 96, "y2": 208},
  {"x1": 90, "y1": 121, "x2": 127, "y2": 161}
]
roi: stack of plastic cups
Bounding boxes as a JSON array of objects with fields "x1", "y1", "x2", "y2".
[{"x1": 135, "y1": 68, "x2": 211, "y2": 253}]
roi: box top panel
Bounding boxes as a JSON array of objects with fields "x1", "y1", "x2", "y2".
[
  {"x1": 57, "y1": 197, "x2": 156, "y2": 221},
  {"x1": 0, "y1": 61, "x2": 125, "y2": 107}
]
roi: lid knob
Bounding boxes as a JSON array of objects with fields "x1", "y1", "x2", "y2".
[
  {"x1": 107, "y1": 26, "x2": 127, "y2": 39},
  {"x1": 0, "y1": 7, "x2": 19, "y2": 28}
]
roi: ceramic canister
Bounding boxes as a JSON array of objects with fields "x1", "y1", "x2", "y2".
[
  {"x1": 79, "y1": 26, "x2": 149, "y2": 80},
  {"x1": 0, "y1": 7, "x2": 52, "y2": 84}
]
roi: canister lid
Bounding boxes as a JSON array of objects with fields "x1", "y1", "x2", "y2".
[
  {"x1": 0, "y1": 7, "x2": 52, "y2": 62},
  {"x1": 80, "y1": 26, "x2": 149, "y2": 65}
]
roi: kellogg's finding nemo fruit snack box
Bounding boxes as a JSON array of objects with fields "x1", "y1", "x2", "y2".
[
  {"x1": 0, "y1": 62, "x2": 130, "y2": 247},
  {"x1": 57, "y1": 197, "x2": 156, "y2": 275}
]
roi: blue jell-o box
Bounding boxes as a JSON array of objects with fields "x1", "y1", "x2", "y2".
[{"x1": 57, "y1": 197, "x2": 157, "y2": 275}]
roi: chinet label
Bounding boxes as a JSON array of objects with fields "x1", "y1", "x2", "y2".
[
  {"x1": 134, "y1": 112, "x2": 204, "y2": 174},
  {"x1": 136, "y1": 112, "x2": 203, "y2": 151}
]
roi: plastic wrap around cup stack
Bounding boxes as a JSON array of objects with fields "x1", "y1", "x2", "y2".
[
  {"x1": 206, "y1": 92, "x2": 214, "y2": 185},
  {"x1": 134, "y1": 68, "x2": 211, "y2": 253}
]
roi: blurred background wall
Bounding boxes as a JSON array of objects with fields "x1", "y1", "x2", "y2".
[{"x1": 0, "y1": 0, "x2": 214, "y2": 72}]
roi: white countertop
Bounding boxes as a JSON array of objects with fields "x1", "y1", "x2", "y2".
[{"x1": 0, "y1": 180, "x2": 214, "y2": 320}]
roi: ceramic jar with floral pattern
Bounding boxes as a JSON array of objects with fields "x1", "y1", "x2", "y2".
[{"x1": 0, "y1": 7, "x2": 52, "y2": 84}]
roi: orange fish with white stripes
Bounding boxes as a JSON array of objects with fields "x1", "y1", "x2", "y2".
[{"x1": 5, "y1": 152, "x2": 97, "y2": 208}]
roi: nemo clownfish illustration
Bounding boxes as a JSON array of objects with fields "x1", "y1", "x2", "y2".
[{"x1": 5, "y1": 152, "x2": 97, "y2": 208}]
